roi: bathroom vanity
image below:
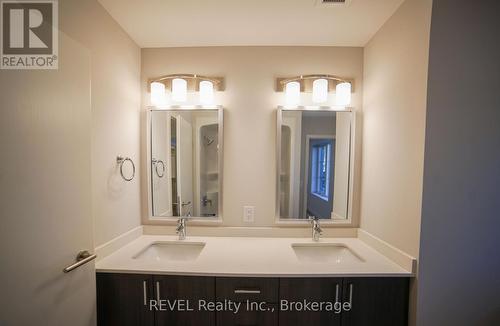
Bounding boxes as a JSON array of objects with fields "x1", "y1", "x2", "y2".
[
  {"x1": 115, "y1": 106, "x2": 412, "y2": 326},
  {"x1": 97, "y1": 274, "x2": 408, "y2": 326},
  {"x1": 96, "y1": 236, "x2": 412, "y2": 326}
]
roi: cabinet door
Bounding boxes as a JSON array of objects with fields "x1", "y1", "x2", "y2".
[
  {"x1": 341, "y1": 278, "x2": 409, "y2": 326},
  {"x1": 217, "y1": 304, "x2": 278, "y2": 326},
  {"x1": 279, "y1": 278, "x2": 343, "y2": 326},
  {"x1": 153, "y1": 275, "x2": 216, "y2": 326},
  {"x1": 97, "y1": 273, "x2": 154, "y2": 326}
]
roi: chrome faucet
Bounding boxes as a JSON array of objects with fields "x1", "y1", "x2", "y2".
[
  {"x1": 176, "y1": 214, "x2": 189, "y2": 240},
  {"x1": 309, "y1": 215, "x2": 322, "y2": 242}
]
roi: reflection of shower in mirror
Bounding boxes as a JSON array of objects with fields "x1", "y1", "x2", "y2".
[{"x1": 149, "y1": 108, "x2": 222, "y2": 219}]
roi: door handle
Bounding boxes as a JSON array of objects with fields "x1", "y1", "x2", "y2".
[{"x1": 63, "y1": 250, "x2": 96, "y2": 273}]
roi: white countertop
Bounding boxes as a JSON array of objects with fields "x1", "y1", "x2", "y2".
[{"x1": 96, "y1": 235, "x2": 413, "y2": 277}]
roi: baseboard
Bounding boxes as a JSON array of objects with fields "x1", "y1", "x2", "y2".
[
  {"x1": 358, "y1": 229, "x2": 417, "y2": 274},
  {"x1": 95, "y1": 226, "x2": 143, "y2": 261}
]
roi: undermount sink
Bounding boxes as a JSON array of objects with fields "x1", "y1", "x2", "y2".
[
  {"x1": 133, "y1": 241, "x2": 205, "y2": 262},
  {"x1": 291, "y1": 243, "x2": 364, "y2": 264}
]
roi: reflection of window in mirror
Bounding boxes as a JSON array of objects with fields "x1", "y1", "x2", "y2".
[
  {"x1": 311, "y1": 140, "x2": 333, "y2": 201},
  {"x1": 308, "y1": 138, "x2": 335, "y2": 219},
  {"x1": 278, "y1": 109, "x2": 352, "y2": 222}
]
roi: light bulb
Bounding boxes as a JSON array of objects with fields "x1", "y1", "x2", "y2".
[
  {"x1": 336, "y1": 82, "x2": 352, "y2": 107},
  {"x1": 285, "y1": 81, "x2": 300, "y2": 107},
  {"x1": 150, "y1": 82, "x2": 165, "y2": 107},
  {"x1": 199, "y1": 80, "x2": 214, "y2": 105},
  {"x1": 312, "y1": 78, "x2": 328, "y2": 104},
  {"x1": 172, "y1": 78, "x2": 187, "y2": 102}
]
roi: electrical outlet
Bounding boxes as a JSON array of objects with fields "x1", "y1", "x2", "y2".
[{"x1": 243, "y1": 206, "x2": 255, "y2": 223}]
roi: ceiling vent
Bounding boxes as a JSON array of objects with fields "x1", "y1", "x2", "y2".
[{"x1": 315, "y1": 0, "x2": 352, "y2": 7}]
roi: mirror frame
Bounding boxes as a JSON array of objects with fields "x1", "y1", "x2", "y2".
[
  {"x1": 146, "y1": 106, "x2": 224, "y2": 224},
  {"x1": 275, "y1": 106, "x2": 357, "y2": 226}
]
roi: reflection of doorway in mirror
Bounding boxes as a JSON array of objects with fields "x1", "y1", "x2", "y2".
[
  {"x1": 176, "y1": 114, "x2": 194, "y2": 217},
  {"x1": 151, "y1": 111, "x2": 173, "y2": 217},
  {"x1": 280, "y1": 125, "x2": 291, "y2": 217},
  {"x1": 170, "y1": 116, "x2": 178, "y2": 216},
  {"x1": 280, "y1": 112, "x2": 302, "y2": 218}
]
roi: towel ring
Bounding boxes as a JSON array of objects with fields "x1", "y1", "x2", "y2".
[
  {"x1": 116, "y1": 156, "x2": 135, "y2": 181},
  {"x1": 152, "y1": 158, "x2": 165, "y2": 178}
]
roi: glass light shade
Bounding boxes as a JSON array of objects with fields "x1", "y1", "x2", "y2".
[
  {"x1": 150, "y1": 82, "x2": 166, "y2": 107},
  {"x1": 336, "y1": 82, "x2": 352, "y2": 106},
  {"x1": 199, "y1": 80, "x2": 214, "y2": 105},
  {"x1": 285, "y1": 81, "x2": 301, "y2": 107},
  {"x1": 172, "y1": 78, "x2": 187, "y2": 102},
  {"x1": 312, "y1": 78, "x2": 328, "y2": 104}
]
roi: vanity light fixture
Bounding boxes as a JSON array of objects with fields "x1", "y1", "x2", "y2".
[
  {"x1": 199, "y1": 80, "x2": 214, "y2": 105},
  {"x1": 276, "y1": 74, "x2": 354, "y2": 109},
  {"x1": 172, "y1": 78, "x2": 187, "y2": 102},
  {"x1": 150, "y1": 81, "x2": 166, "y2": 107},
  {"x1": 335, "y1": 81, "x2": 352, "y2": 106},
  {"x1": 312, "y1": 78, "x2": 328, "y2": 104},
  {"x1": 147, "y1": 74, "x2": 224, "y2": 108},
  {"x1": 285, "y1": 81, "x2": 301, "y2": 107}
]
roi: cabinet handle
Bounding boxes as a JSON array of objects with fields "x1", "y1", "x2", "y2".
[
  {"x1": 335, "y1": 284, "x2": 339, "y2": 302},
  {"x1": 156, "y1": 281, "x2": 161, "y2": 302},
  {"x1": 143, "y1": 281, "x2": 147, "y2": 306},
  {"x1": 348, "y1": 283, "x2": 354, "y2": 305},
  {"x1": 234, "y1": 289, "x2": 261, "y2": 294}
]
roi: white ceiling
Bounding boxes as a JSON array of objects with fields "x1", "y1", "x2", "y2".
[{"x1": 97, "y1": 0, "x2": 405, "y2": 48}]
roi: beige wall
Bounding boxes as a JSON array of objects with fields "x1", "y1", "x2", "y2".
[
  {"x1": 61, "y1": 0, "x2": 142, "y2": 246},
  {"x1": 361, "y1": 0, "x2": 432, "y2": 324},
  {"x1": 361, "y1": 0, "x2": 432, "y2": 260},
  {"x1": 141, "y1": 47, "x2": 363, "y2": 227}
]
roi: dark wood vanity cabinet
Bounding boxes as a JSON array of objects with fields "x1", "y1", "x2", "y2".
[
  {"x1": 279, "y1": 277, "x2": 409, "y2": 326},
  {"x1": 97, "y1": 273, "x2": 154, "y2": 326},
  {"x1": 279, "y1": 278, "x2": 343, "y2": 326},
  {"x1": 153, "y1": 275, "x2": 216, "y2": 326},
  {"x1": 97, "y1": 274, "x2": 215, "y2": 326},
  {"x1": 97, "y1": 273, "x2": 409, "y2": 326},
  {"x1": 341, "y1": 277, "x2": 409, "y2": 326}
]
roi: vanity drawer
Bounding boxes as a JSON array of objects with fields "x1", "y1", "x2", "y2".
[
  {"x1": 216, "y1": 277, "x2": 279, "y2": 303},
  {"x1": 216, "y1": 303, "x2": 278, "y2": 326}
]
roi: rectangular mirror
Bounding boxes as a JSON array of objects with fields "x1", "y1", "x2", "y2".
[
  {"x1": 149, "y1": 108, "x2": 223, "y2": 219},
  {"x1": 277, "y1": 108, "x2": 353, "y2": 221}
]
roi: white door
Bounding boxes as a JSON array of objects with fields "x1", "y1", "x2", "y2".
[
  {"x1": 176, "y1": 114, "x2": 194, "y2": 216},
  {"x1": 151, "y1": 111, "x2": 173, "y2": 217},
  {"x1": 0, "y1": 33, "x2": 95, "y2": 325}
]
